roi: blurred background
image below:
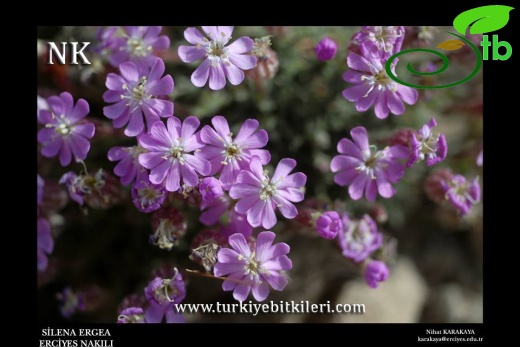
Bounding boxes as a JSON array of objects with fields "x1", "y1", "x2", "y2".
[{"x1": 37, "y1": 26, "x2": 483, "y2": 323}]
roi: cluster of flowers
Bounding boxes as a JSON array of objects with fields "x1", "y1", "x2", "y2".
[
  {"x1": 38, "y1": 27, "x2": 306, "y2": 319},
  {"x1": 309, "y1": 26, "x2": 481, "y2": 285},
  {"x1": 37, "y1": 25, "x2": 482, "y2": 322}
]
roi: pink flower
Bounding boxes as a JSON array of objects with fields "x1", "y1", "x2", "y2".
[
  {"x1": 178, "y1": 26, "x2": 257, "y2": 90},
  {"x1": 214, "y1": 231, "x2": 292, "y2": 302},
  {"x1": 37, "y1": 92, "x2": 95, "y2": 166},
  {"x1": 229, "y1": 157, "x2": 306, "y2": 229},
  {"x1": 199, "y1": 116, "x2": 270, "y2": 190},
  {"x1": 342, "y1": 42, "x2": 418, "y2": 119},
  {"x1": 138, "y1": 116, "x2": 211, "y2": 192},
  {"x1": 330, "y1": 126, "x2": 408, "y2": 201},
  {"x1": 103, "y1": 58, "x2": 174, "y2": 137}
]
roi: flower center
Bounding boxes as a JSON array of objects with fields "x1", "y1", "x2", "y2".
[
  {"x1": 260, "y1": 180, "x2": 277, "y2": 201},
  {"x1": 75, "y1": 170, "x2": 106, "y2": 194},
  {"x1": 126, "y1": 37, "x2": 151, "y2": 57},
  {"x1": 239, "y1": 251, "x2": 262, "y2": 278},
  {"x1": 127, "y1": 145, "x2": 147, "y2": 159},
  {"x1": 208, "y1": 40, "x2": 226, "y2": 57},
  {"x1": 417, "y1": 133, "x2": 440, "y2": 158},
  {"x1": 121, "y1": 77, "x2": 151, "y2": 112},
  {"x1": 356, "y1": 146, "x2": 384, "y2": 179},
  {"x1": 203, "y1": 32, "x2": 231, "y2": 67},
  {"x1": 247, "y1": 257, "x2": 260, "y2": 273},
  {"x1": 351, "y1": 220, "x2": 369, "y2": 242},
  {"x1": 374, "y1": 70, "x2": 391, "y2": 86},
  {"x1": 47, "y1": 113, "x2": 73, "y2": 136},
  {"x1": 361, "y1": 69, "x2": 396, "y2": 96},
  {"x1": 139, "y1": 186, "x2": 163, "y2": 202},
  {"x1": 220, "y1": 143, "x2": 243, "y2": 165},
  {"x1": 154, "y1": 277, "x2": 181, "y2": 304},
  {"x1": 168, "y1": 145, "x2": 186, "y2": 164}
]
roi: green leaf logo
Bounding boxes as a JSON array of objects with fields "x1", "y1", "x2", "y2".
[{"x1": 453, "y1": 5, "x2": 514, "y2": 35}]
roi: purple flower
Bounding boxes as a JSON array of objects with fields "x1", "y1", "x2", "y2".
[
  {"x1": 354, "y1": 26, "x2": 404, "y2": 58},
  {"x1": 138, "y1": 116, "x2": 211, "y2": 192},
  {"x1": 106, "y1": 26, "x2": 170, "y2": 69},
  {"x1": 108, "y1": 142, "x2": 147, "y2": 185},
  {"x1": 229, "y1": 157, "x2": 307, "y2": 229},
  {"x1": 178, "y1": 26, "x2": 257, "y2": 90},
  {"x1": 316, "y1": 211, "x2": 342, "y2": 239},
  {"x1": 407, "y1": 117, "x2": 447, "y2": 167},
  {"x1": 330, "y1": 126, "x2": 409, "y2": 201},
  {"x1": 117, "y1": 307, "x2": 146, "y2": 323},
  {"x1": 37, "y1": 174, "x2": 45, "y2": 207},
  {"x1": 56, "y1": 287, "x2": 86, "y2": 318},
  {"x1": 37, "y1": 92, "x2": 95, "y2": 166},
  {"x1": 144, "y1": 268, "x2": 186, "y2": 323},
  {"x1": 441, "y1": 175, "x2": 481, "y2": 216},
  {"x1": 315, "y1": 37, "x2": 338, "y2": 61},
  {"x1": 199, "y1": 116, "x2": 270, "y2": 190},
  {"x1": 37, "y1": 217, "x2": 54, "y2": 271},
  {"x1": 342, "y1": 43, "x2": 418, "y2": 119},
  {"x1": 338, "y1": 214, "x2": 382, "y2": 262},
  {"x1": 199, "y1": 177, "x2": 224, "y2": 203},
  {"x1": 59, "y1": 170, "x2": 106, "y2": 206},
  {"x1": 103, "y1": 58, "x2": 174, "y2": 137},
  {"x1": 214, "y1": 231, "x2": 292, "y2": 302},
  {"x1": 477, "y1": 148, "x2": 483, "y2": 167},
  {"x1": 132, "y1": 170, "x2": 167, "y2": 213},
  {"x1": 364, "y1": 260, "x2": 389, "y2": 288}
]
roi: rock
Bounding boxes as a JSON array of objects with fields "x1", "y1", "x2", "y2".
[{"x1": 331, "y1": 257, "x2": 427, "y2": 323}]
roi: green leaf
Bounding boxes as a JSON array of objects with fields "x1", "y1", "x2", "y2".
[
  {"x1": 453, "y1": 5, "x2": 514, "y2": 35},
  {"x1": 437, "y1": 39, "x2": 465, "y2": 50}
]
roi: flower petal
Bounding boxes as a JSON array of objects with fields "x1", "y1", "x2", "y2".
[
  {"x1": 226, "y1": 36, "x2": 253, "y2": 54},
  {"x1": 147, "y1": 75, "x2": 174, "y2": 96},
  {"x1": 350, "y1": 126, "x2": 370, "y2": 152},
  {"x1": 272, "y1": 158, "x2": 296, "y2": 183},
  {"x1": 119, "y1": 62, "x2": 139, "y2": 82},
  {"x1": 184, "y1": 27, "x2": 205, "y2": 45},
  {"x1": 209, "y1": 63, "x2": 226, "y2": 90},
  {"x1": 347, "y1": 53, "x2": 371, "y2": 72},
  {"x1": 343, "y1": 69, "x2": 364, "y2": 84},
  {"x1": 330, "y1": 155, "x2": 361, "y2": 173},
  {"x1": 149, "y1": 160, "x2": 171, "y2": 184},
  {"x1": 228, "y1": 53, "x2": 257, "y2": 70},
  {"x1": 228, "y1": 233, "x2": 251, "y2": 257},
  {"x1": 337, "y1": 138, "x2": 363, "y2": 160},
  {"x1": 180, "y1": 116, "x2": 200, "y2": 140},
  {"x1": 251, "y1": 282, "x2": 270, "y2": 302},
  {"x1": 348, "y1": 173, "x2": 368, "y2": 200},
  {"x1": 178, "y1": 45, "x2": 206, "y2": 63},
  {"x1": 216, "y1": 248, "x2": 241, "y2": 264},
  {"x1": 234, "y1": 194, "x2": 260, "y2": 215},
  {"x1": 342, "y1": 84, "x2": 371, "y2": 102},
  {"x1": 223, "y1": 63, "x2": 245, "y2": 85},
  {"x1": 386, "y1": 91, "x2": 405, "y2": 115},
  {"x1": 165, "y1": 164, "x2": 181, "y2": 191},
  {"x1": 278, "y1": 172, "x2": 307, "y2": 189},
  {"x1": 262, "y1": 272, "x2": 289, "y2": 291},
  {"x1": 191, "y1": 59, "x2": 211, "y2": 87},
  {"x1": 396, "y1": 85, "x2": 418, "y2": 105}
]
